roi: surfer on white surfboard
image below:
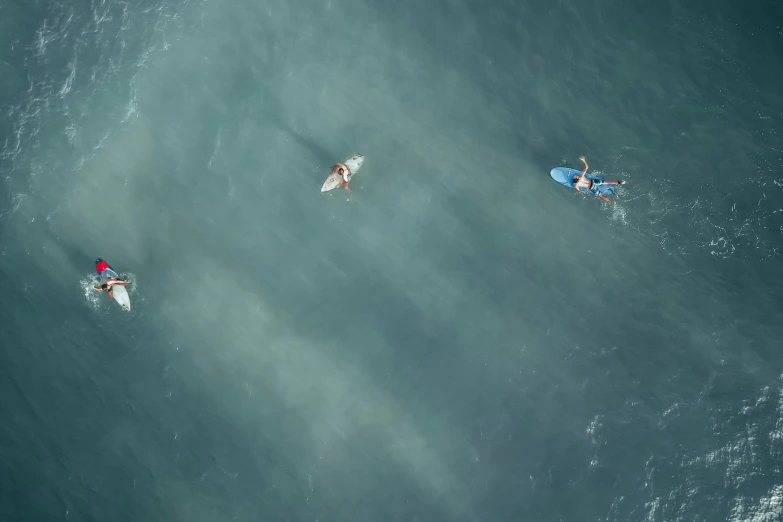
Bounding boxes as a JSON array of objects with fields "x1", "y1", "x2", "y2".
[
  {"x1": 321, "y1": 153, "x2": 364, "y2": 197},
  {"x1": 93, "y1": 258, "x2": 131, "y2": 306},
  {"x1": 330, "y1": 164, "x2": 353, "y2": 193},
  {"x1": 573, "y1": 156, "x2": 626, "y2": 205}
]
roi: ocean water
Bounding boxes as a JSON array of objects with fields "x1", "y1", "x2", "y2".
[{"x1": 1, "y1": 0, "x2": 782, "y2": 521}]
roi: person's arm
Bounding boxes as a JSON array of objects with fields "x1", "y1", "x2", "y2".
[
  {"x1": 117, "y1": 280, "x2": 131, "y2": 286},
  {"x1": 574, "y1": 156, "x2": 588, "y2": 191},
  {"x1": 599, "y1": 194, "x2": 615, "y2": 205}
]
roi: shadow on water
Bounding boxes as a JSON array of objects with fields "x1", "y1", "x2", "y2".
[{"x1": 273, "y1": 116, "x2": 335, "y2": 166}]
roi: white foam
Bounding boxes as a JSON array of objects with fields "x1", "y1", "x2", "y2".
[
  {"x1": 81, "y1": 274, "x2": 103, "y2": 311},
  {"x1": 729, "y1": 485, "x2": 783, "y2": 522}
]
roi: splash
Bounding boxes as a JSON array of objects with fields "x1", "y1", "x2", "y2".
[
  {"x1": 600, "y1": 148, "x2": 783, "y2": 259},
  {"x1": 81, "y1": 274, "x2": 103, "y2": 311},
  {"x1": 610, "y1": 202, "x2": 628, "y2": 225}
]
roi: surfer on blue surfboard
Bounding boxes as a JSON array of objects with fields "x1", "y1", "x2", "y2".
[{"x1": 550, "y1": 157, "x2": 626, "y2": 205}]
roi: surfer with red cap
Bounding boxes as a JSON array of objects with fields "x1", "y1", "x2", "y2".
[{"x1": 94, "y1": 258, "x2": 131, "y2": 300}]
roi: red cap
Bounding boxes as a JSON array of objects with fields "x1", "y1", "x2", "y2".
[{"x1": 95, "y1": 259, "x2": 110, "y2": 273}]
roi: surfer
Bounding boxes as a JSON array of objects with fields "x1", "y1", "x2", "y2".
[
  {"x1": 573, "y1": 156, "x2": 626, "y2": 205},
  {"x1": 94, "y1": 258, "x2": 131, "y2": 300},
  {"x1": 94, "y1": 277, "x2": 131, "y2": 299},
  {"x1": 321, "y1": 154, "x2": 364, "y2": 195},
  {"x1": 322, "y1": 162, "x2": 353, "y2": 194}
]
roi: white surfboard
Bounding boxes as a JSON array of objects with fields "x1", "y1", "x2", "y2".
[
  {"x1": 111, "y1": 283, "x2": 131, "y2": 311},
  {"x1": 321, "y1": 153, "x2": 364, "y2": 192},
  {"x1": 343, "y1": 153, "x2": 364, "y2": 174}
]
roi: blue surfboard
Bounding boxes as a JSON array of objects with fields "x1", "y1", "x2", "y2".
[{"x1": 550, "y1": 167, "x2": 579, "y2": 188}]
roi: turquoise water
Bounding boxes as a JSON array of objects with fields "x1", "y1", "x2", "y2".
[{"x1": 1, "y1": 0, "x2": 782, "y2": 520}]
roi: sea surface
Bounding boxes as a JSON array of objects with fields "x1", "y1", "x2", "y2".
[{"x1": 1, "y1": 0, "x2": 782, "y2": 521}]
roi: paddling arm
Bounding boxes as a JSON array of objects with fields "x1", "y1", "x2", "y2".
[{"x1": 574, "y1": 156, "x2": 589, "y2": 191}]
